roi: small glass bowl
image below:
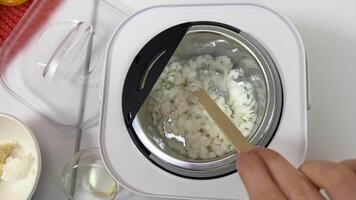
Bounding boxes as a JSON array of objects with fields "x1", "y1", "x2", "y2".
[{"x1": 62, "y1": 148, "x2": 119, "y2": 200}]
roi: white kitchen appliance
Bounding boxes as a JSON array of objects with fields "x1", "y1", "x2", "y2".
[{"x1": 100, "y1": 3, "x2": 308, "y2": 200}]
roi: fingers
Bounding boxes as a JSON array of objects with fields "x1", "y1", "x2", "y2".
[
  {"x1": 237, "y1": 148, "x2": 356, "y2": 200},
  {"x1": 341, "y1": 159, "x2": 356, "y2": 173},
  {"x1": 237, "y1": 150, "x2": 287, "y2": 200},
  {"x1": 253, "y1": 148, "x2": 324, "y2": 200},
  {"x1": 300, "y1": 160, "x2": 356, "y2": 200}
]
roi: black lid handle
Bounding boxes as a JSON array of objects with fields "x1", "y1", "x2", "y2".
[{"x1": 122, "y1": 23, "x2": 192, "y2": 124}]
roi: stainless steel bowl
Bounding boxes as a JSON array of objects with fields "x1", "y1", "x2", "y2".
[{"x1": 131, "y1": 24, "x2": 283, "y2": 178}]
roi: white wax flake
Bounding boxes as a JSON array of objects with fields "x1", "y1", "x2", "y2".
[{"x1": 2, "y1": 153, "x2": 33, "y2": 182}]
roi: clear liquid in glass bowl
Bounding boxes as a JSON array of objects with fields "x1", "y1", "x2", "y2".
[{"x1": 62, "y1": 148, "x2": 119, "y2": 200}]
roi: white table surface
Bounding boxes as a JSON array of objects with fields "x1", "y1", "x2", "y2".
[{"x1": 1, "y1": 0, "x2": 356, "y2": 199}]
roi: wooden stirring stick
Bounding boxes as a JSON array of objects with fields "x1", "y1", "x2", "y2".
[{"x1": 193, "y1": 89, "x2": 253, "y2": 153}]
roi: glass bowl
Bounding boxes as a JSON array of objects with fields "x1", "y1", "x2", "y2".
[{"x1": 62, "y1": 148, "x2": 119, "y2": 200}]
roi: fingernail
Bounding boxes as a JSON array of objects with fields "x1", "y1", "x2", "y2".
[
  {"x1": 236, "y1": 152, "x2": 245, "y2": 170},
  {"x1": 236, "y1": 151, "x2": 247, "y2": 162},
  {"x1": 251, "y1": 146, "x2": 266, "y2": 152},
  {"x1": 236, "y1": 150, "x2": 253, "y2": 162},
  {"x1": 236, "y1": 148, "x2": 259, "y2": 162}
]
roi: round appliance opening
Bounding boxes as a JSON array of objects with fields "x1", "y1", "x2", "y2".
[{"x1": 123, "y1": 22, "x2": 283, "y2": 179}]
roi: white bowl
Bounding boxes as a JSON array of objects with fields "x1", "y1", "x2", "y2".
[{"x1": 0, "y1": 113, "x2": 41, "y2": 200}]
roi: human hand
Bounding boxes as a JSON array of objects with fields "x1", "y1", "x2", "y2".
[{"x1": 236, "y1": 148, "x2": 356, "y2": 200}]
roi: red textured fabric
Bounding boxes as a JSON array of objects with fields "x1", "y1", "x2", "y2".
[{"x1": 0, "y1": 0, "x2": 34, "y2": 48}]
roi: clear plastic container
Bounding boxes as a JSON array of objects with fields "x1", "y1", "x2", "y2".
[{"x1": 0, "y1": 0, "x2": 131, "y2": 127}]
